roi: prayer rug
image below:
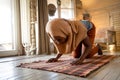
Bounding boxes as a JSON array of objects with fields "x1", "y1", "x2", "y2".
[{"x1": 17, "y1": 55, "x2": 116, "y2": 77}]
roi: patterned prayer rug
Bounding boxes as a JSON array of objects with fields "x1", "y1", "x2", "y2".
[{"x1": 17, "y1": 55, "x2": 116, "y2": 77}]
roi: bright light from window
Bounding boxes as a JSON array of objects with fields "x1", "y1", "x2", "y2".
[{"x1": 0, "y1": 0, "x2": 12, "y2": 50}]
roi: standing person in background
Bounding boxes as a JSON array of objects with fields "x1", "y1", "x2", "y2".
[{"x1": 81, "y1": 13, "x2": 103, "y2": 58}]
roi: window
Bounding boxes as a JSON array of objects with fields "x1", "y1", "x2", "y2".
[
  {"x1": 61, "y1": 0, "x2": 74, "y2": 19},
  {"x1": 0, "y1": 0, "x2": 22, "y2": 57},
  {"x1": 0, "y1": 0, "x2": 13, "y2": 51},
  {"x1": 47, "y1": 0, "x2": 75, "y2": 19}
]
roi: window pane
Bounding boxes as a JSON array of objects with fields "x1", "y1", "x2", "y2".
[
  {"x1": 61, "y1": 0, "x2": 72, "y2": 8},
  {"x1": 61, "y1": 9, "x2": 74, "y2": 19},
  {"x1": 0, "y1": 0, "x2": 13, "y2": 50},
  {"x1": 48, "y1": 0, "x2": 57, "y2": 7}
]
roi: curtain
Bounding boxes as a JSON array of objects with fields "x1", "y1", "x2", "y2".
[{"x1": 37, "y1": 0, "x2": 50, "y2": 54}]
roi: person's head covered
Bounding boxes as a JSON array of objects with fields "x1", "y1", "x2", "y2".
[{"x1": 83, "y1": 13, "x2": 91, "y2": 20}]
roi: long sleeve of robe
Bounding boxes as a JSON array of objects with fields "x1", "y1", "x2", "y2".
[{"x1": 46, "y1": 18, "x2": 87, "y2": 54}]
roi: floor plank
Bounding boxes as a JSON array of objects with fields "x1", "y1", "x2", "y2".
[
  {"x1": 0, "y1": 52, "x2": 120, "y2": 80},
  {"x1": 102, "y1": 57, "x2": 120, "y2": 80}
]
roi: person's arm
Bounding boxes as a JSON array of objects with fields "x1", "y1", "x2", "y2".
[
  {"x1": 71, "y1": 36, "x2": 92, "y2": 65},
  {"x1": 55, "y1": 53, "x2": 63, "y2": 60},
  {"x1": 78, "y1": 36, "x2": 92, "y2": 62},
  {"x1": 46, "y1": 36, "x2": 66, "y2": 63},
  {"x1": 46, "y1": 53, "x2": 63, "y2": 63}
]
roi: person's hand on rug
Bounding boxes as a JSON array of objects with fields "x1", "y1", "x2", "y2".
[
  {"x1": 70, "y1": 59, "x2": 83, "y2": 65},
  {"x1": 46, "y1": 58, "x2": 58, "y2": 62},
  {"x1": 46, "y1": 53, "x2": 63, "y2": 63}
]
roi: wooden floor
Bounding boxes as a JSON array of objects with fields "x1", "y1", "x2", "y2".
[{"x1": 0, "y1": 51, "x2": 120, "y2": 80}]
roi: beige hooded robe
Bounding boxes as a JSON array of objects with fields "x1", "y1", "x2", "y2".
[{"x1": 46, "y1": 18, "x2": 87, "y2": 54}]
